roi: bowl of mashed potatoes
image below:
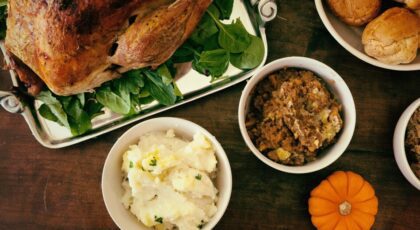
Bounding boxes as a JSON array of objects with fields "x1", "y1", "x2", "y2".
[{"x1": 102, "y1": 117, "x2": 232, "y2": 230}]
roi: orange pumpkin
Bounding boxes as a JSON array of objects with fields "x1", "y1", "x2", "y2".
[{"x1": 308, "y1": 171, "x2": 379, "y2": 230}]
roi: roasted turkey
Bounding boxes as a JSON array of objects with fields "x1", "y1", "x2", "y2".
[{"x1": 5, "y1": 0, "x2": 212, "y2": 96}]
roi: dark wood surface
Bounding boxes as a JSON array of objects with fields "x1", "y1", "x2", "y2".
[{"x1": 0, "y1": 1, "x2": 419, "y2": 229}]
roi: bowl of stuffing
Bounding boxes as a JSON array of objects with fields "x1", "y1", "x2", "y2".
[
  {"x1": 393, "y1": 98, "x2": 420, "y2": 190},
  {"x1": 102, "y1": 117, "x2": 232, "y2": 229},
  {"x1": 238, "y1": 56, "x2": 356, "y2": 174}
]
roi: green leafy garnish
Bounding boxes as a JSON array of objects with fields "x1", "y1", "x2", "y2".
[
  {"x1": 189, "y1": 2, "x2": 264, "y2": 79},
  {"x1": 144, "y1": 70, "x2": 177, "y2": 106},
  {"x1": 190, "y1": 5, "x2": 220, "y2": 45},
  {"x1": 197, "y1": 219, "x2": 205, "y2": 229},
  {"x1": 154, "y1": 216, "x2": 163, "y2": 224},
  {"x1": 149, "y1": 157, "x2": 157, "y2": 166},
  {"x1": 37, "y1": 91, "x2": 102, "y2": 136},
  {"x1": 230, "y1": 35, "x2": 265, "y2": 69},
  {"x1": 193, "y1": 49, "x2": 230, "y2": 77},
  {"x1": 37, "y1": 91, "x2": 70, "y2": 128},
  {"x1": 207, "y1": 11, "x2": 252, "y2": 54},
  {"x1": 129, "y1": 161, "x2": 134, "y2": 168},
  {"x1": 96, "y1": 86, "x2": 131, "y2": 115},
  {"x1": 214, "y1": 0, "x2": 234, "y2": 19},
  {"x1": 195, "y1": 174, "x2": 202, "y2": 180}
]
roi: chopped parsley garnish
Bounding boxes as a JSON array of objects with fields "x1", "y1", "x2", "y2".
[
  {"x1": 154, "y1": 215, "x2": 163, "y2": 224},
  {"x1": 198, "y1": 220, "x2": 205, "y2": 229},
  {"x1": 149, "y1": 157, "x2": 157, "y2": 166},
  {"x1": 129, "y1": 161, "x2": 134, "y2": 168},
  {"x1": 195, "y1": 174, "x2": 202, "y2": 180}
]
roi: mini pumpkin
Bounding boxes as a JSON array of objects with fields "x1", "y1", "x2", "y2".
[{"x1": 308, "y1": 171, "x2": 379, "y2": 230}]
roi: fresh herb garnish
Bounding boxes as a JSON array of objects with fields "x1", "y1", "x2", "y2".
[
  {"x1": 149, "y1": 157, "x2": 157, "y2": 166},
  {"x1": 195, "y1": 174, "x2": 202, "y2": 180},
  {"x1": 188, "y1": 1, "x2": 264, "y2": 79},
  {"x1": 37, "y1": 91, "x2": 103, "y2": 136},
  {"x1": 193, "y1": 49, "x2": 230, "y2": 77},
  {"x1": 154, "y1": 216, "x2": 163, "y2": 224},
  {"x1": 129, "y1": 161, "x2": 134, "y2": 168},
  {"x1": 144, "y1": 70, "x2": 177, "y2": 106},
  {"x1": 208, "y1": 12, "x2": 252, "y2": 54},
  {"x1": 230, "y1": 35, "x2": 265, "y2": 69},
  {"x1": 197, "y1": 219, "x2": 205, "y2": 229},
  {"x1": 214, "y1": 0, "x2": 234, "y2": 20}
]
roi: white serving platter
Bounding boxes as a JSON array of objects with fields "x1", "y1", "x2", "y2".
[{"x1": 0, "y1": 0, "x2": 278, "y2": 148}]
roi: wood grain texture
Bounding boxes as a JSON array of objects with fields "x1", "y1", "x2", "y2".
[{"x1": 0, "y1": 0, "x2": 419, "y2": 229}]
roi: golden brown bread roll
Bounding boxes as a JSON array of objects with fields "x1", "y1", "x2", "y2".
[
  {"x1": 327, "y1": 0, "x2": 381, "y2": 26},
  {"x1": 362, "y1": 7, "x2": 420, "y2": 65},
  {"x1": 393, "y1": 0, "x2": 420, "y2": 10}
]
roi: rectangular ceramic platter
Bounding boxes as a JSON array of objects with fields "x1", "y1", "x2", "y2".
[{"x1": 1, "y1": 0, "x2": 269, "y2": 148}]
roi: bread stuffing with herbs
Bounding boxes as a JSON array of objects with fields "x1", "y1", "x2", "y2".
[{"x1": 246, "y1": 69, "x2": 343, "y2": 166}]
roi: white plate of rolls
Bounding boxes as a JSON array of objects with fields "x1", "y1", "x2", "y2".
[{"x1": 315, "y1": 0, "x2": 420, "y2": 71}]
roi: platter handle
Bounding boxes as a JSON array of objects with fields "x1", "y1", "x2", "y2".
[
  {"x1": 0, "y1": 90, "x2": 23, "y2": 113},
  {"x1": 250, "y1": 0, "x2": 278, "y2": 23},
  {"x1": 0, "y1": 42, "x2": 24, "y2": 114}
]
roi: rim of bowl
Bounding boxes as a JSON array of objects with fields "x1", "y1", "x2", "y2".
[
  {"x1": 238, "y1": 56, "x2": 356, "y2": 174},
  {"x1": 101, "y1": 117, "x2": 233, "y2": 230},
  {"x1": 314, "y1": 0, "x2": 420, "y2": 71},
  {"x1": 393, "y1": 98, "x2": 420, "y2": 190}
]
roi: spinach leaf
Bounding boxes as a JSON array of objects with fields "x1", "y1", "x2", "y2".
[
  {"x1": 85, "y1": 97, "x2": 104, "y2": 119},
  {"x1": 138, "y1": 96, "x2": 155, "y2": 105},
  {"x1": 114, "y1": 80, "x2": 131, "y2": 104},
  {"x1": 214, "y1": 0, "x2": 234, "y2": 19},
  {"x1": 144, "y1": 71, "x2": 177, "y2": 106},
  {"x1": 190, "y1": 5, "x2": 220, "y2": 45},
  {"x1": 38, "y1": 91, "x2": 99, "y2": 135},
  {"x1": 193, "y1": 49, "x2": 230, "y2": 77},
  {"x1": 96, "y1": 86, "x2": 131, "y2": 114},
  {"x1": 157, "y1": 64, "x2": 173, "y2": 85},
  {"x1": 172, "y1": 42, "x2": 196, "y2": 63},
  {"x1": 68, "y1": 112, "x2": 91, "y2": 136},
  {"x1": 119, "y1": 70, "x2": 145, "y2": 95},
  {"x1": 208, "y1": 11, "x2": 251, "y2": 54},
  {"x1": 38, "y1": 104, "x2": 61, "y2": 125},
  {"x1": 202, "y1": 34, "x2": 220, "y2": 51},
  {"x1": 64, "y1": 97, "x2": 91, "y2": 136},
  {"x1": 77, "y1": 93, "x2": 85, "y2": 107},
  {"x1": 174, "y1": 83, "x2": 183, "y2": 99},
  {"x1": 231, "y1": 35, "x2": 265, "y2": 69},
  {"x1": 37, "y1": 91, "x2": 70, "y2": 128}
]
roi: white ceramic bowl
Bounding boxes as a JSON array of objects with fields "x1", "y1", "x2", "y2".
[
  {"x1": 238, "y1": 56, "x2": 356, "y2": 174},
  {"x1": 393, "y1": 98, "x2": 420, "y2": 190},
  {"x1": 315, "y1": 0, "x2": 420, "y2": 71},
  {"x1": 102, "y1": 117, "x2": 232, "y2": 230}
]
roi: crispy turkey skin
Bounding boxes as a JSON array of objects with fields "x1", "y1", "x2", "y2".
[{"x1": 5, "y1": 0, "x2": 212, "y2": 96}]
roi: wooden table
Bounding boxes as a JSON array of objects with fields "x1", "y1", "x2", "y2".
[{"x1": 0, "y1": 1, "x2": 419, "y2": 229}]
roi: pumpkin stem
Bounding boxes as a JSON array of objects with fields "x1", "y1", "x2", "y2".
[{"x1": 339, "y1": 201, "x2": 352, "y2": 216}]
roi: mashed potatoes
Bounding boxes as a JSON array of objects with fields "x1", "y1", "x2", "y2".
[{"x1": 121, "y1": 129, "x2": 218, "y2": 230}]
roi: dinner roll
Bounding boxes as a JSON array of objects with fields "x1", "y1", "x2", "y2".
[
  {"x1": 393, "y1": 0, "x2": 420, "y2": 10},
  {"x1": 327, "y1": 0, "x2": 381, "y2": 26},
  {"x1": 362, "y1": 7, "x2": 420, "y2": 65}
]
